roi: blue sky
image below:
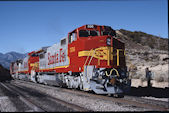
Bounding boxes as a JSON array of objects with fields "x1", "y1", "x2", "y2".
[{"x1": 0, "y1": 0, "x2": 168, "y2": 54}]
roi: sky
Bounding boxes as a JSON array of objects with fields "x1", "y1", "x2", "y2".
[{"x1": 0, "y1": 0, "x2": 168, "y2": 54}]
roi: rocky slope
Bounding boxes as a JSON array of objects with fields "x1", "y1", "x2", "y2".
[
  {"x1": 116, "y1": 29, "x2": 168, "y2": 82},
  {"x1": 116, "y1": 29, "x2": 168, "y2": 51}
]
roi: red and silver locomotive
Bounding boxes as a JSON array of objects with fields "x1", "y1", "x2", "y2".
[{"x1": 10, "y1": 24, "x2": 131, "y2": 95}]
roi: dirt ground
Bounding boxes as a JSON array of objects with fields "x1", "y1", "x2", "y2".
[{"x1": 131, "y1": 79, "x2": 168, "y2": 88}]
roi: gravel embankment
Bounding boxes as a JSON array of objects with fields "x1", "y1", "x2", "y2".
[
  {"x1": 0, "y1": 82, "x2": 78, "y2": 112},
  {"x1": 0, "y1": 83, "x2": 26, "y2": 112},
  {"x1": 13, "y1": 80, "x2": 153, "y2": 111},
  {"x1": 0, "y1": 82, "x2": 34, "y2": 112},
  {"x1": 0, "y1": 96, "x2": 17, "y2": 112}
]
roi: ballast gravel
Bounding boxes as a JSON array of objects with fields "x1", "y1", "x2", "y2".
[
  {"x1": 0, "y1": 96, "x2": 17, "y2": 112},
  {"x1": 13, "y1": 80, "x2": 152, "y2": 111}
]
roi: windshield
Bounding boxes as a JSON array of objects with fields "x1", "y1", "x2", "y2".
[
  {"x1": 90, "y1": 30, "x2": 98, "y2": 36},
  {"x1": 79, "y1": 30, "x2": 89, "y2": 37},
  {"x1": 102, "y1": 30, "x2": 116, "y2": 37},
  {"x1": 79, "y1": 30, "x2": 98, "y2": 37}
]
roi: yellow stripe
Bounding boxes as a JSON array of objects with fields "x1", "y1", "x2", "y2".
[
  {"x1": 18, "y1": 70, "x2": 28, "y2": 73},
  {"x1": 39, "y1": 65, "x2": 69, "y2": 71},
  {"x1": 107, "y1": 47, "x2": 110, "y2": 66},
  {"x1": 78, "y1": 46, "x2": 110, "y2": 60},
  {"x1": 39, "y1": 56, "x2": 70, "y2": 71},
  {"x1": 79, "y1": 47, "x2": 125, "y2": 67},
  {"x1": 117, "y1": 49, "x2": 119, "y2": 66}
]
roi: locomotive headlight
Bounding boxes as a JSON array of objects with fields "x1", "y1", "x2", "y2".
[{"x1": 107, "y1": 38, "x2": 111, "y2": 46}]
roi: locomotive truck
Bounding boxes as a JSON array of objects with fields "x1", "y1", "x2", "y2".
[{"x1": 10, "y1": 24, "x2": 131, "y2": 95}]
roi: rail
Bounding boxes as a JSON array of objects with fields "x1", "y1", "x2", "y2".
[
  {"x1": 0, "y1": 82, "x2": 45, "y2": 112},
  {"x1": 14, "y1": 80, "x2": 169, "y2": 111}
]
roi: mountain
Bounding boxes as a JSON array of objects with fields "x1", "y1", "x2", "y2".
[
  {"x1": 0, "y1": 51, "x2": 27, "y2": 69},
  {"x1": 0, "y1": 64, "x2": 11, "y2": 82},
  {"x1": 116, "y1": 29, "x2": 168, "y2": 51}
]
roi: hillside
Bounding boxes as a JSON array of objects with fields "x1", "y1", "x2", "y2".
[
  {"x1": 116, "y1": 29, "x2": 168, "y2": 51},
  {"x1": 116, "y1": 29, "x2": 168, "y2": 83}
]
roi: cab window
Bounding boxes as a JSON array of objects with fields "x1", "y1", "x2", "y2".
[
  {"x1": 31, "y1": 53, "x2": 38, "y2": 57},
  {"x1": 39, "y1": 54, "x2": 45, "y2": 59},
  {"x1": 69, "y1": 32, "x2": 77, "y2": 43},
  {"x1": 90, "y1": 30, "x2": 98, "y2": 36},
  {"x1": 110, "y1": 30, "x2": 116, "y2": 36},
  {"x1": 79, "y1": 30, "x2": 89, "y2": 37},
  {"x1": 102, "y1": 30, "x2": 116, "y2": 36},
  {"x1": 61, "y1": 38, "x2": 66, "y2": 46},
  {"x1": 103, "y1": 31, "x2": 109, "y2": 35}
]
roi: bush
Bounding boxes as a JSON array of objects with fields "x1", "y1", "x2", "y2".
[
  {"x1": 143, "y1": 51, "x2": 149, "y2": 56},
  {"x1": 140, "y1": 76, "x2": 147, "y2": 82},
  {"x1": 119, "y1": 29, "x2": 168, "y2": 51},
  {"x1": 155, "y1": 76, "x2": 164, "y2": 82},
  {"x1": 154, "y1": 74, "x2": 168, "y2": 82},
  {"x1": 131, "y1": 73, "x2": 141, "y2": 79}
]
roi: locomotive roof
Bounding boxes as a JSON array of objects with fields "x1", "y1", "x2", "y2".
[{"x1": 69, "y1": 24, "x2": 113, "y2": 33}]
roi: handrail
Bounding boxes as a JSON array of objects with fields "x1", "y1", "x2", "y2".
[
  {"x1": 83, "y1": 49, "x2": 93, "y2": 67},
  {"x1": 83, "y1": 49, "x2": 95, "y2": 83},
  {"x1": 87, "y1": 49, "x2": 95, "y2": 66},
  {"x1": 117, "y1": 49, "x2": 119, "y2": 66}
]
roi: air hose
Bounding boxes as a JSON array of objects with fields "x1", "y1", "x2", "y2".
[{"x1": 105, "y1": 68, "x2": 120, "y2": 77}]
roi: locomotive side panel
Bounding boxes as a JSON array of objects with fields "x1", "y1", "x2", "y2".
[
  {"x1": 39, "y1": 38, "x2": 69, "y2": 71},
  {"x1": 13, "y1": 63, "x2": 18, "y2": 73},
  {"x1": 18, "y1": 56, "x2": 29, "y2": 73},
  {"x1": 28, "y1": 54, "x2": 39, "y2": 74},
  {"x1": 68, "y1": 39, "x2": 86, "y2": 72}
]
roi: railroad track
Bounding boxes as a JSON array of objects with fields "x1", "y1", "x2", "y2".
[
  {"x1": 0, "y1": 82, "x2": 88, "y2": 112},
  {"x1": 13, "y1": 80, "x2": 169, "y2": 111},
  {"x1": 0, "y1": 82, "x2": 44, "y2": 112}
]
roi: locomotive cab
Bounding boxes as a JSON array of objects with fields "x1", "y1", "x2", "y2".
[{"x1": 68, "y1": 30, "x2": 77, "y2": 43}]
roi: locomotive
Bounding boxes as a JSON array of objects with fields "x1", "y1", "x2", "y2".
[{"x1": 10, "y1": 24, "x2": 131, "y2": 95}]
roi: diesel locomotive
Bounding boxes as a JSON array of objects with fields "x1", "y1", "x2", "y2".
[{"x1": 10, "y1": 24, "x2": 131, "y2": 95}]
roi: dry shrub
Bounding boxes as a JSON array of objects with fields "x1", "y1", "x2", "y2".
[
  {"x1": 140, "y1": 76, "x2": 147, "y2": 82},
  {"x1": 154, "y1": 74, "x2": 168, "y2": 82},
  {"x1": 131, "y1": 73, "x2": 141, "y2": 79},
  {"x1": 156, "y1": 76, "x2": 164, "y2": 82},
  {"x1": 143, "y1": 51, "x2": 149, "y2": 56}
]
